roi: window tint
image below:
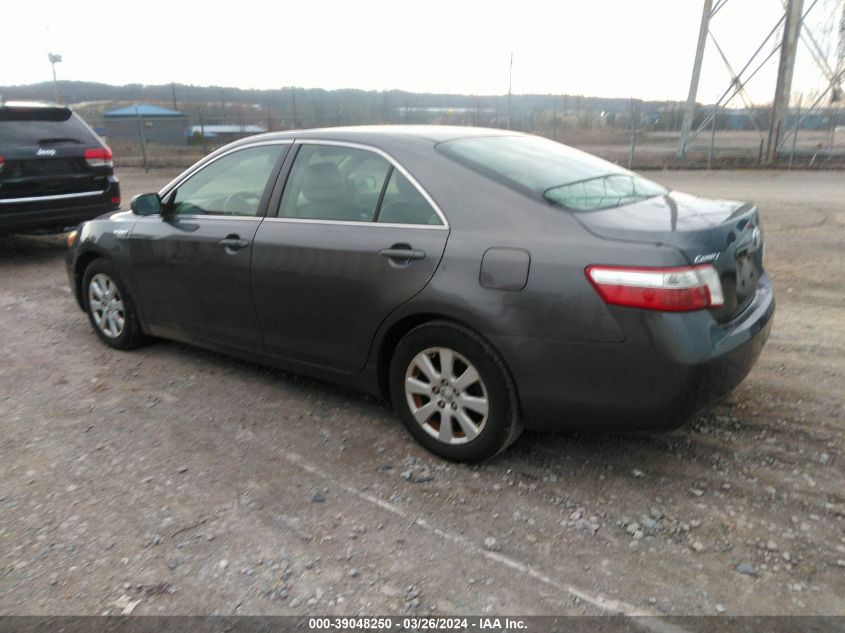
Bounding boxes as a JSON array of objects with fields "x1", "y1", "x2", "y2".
[
  {"x1": 0, "y1": 109, "x2": 99, "y2": 146},
  {"x1": 545, "y1": 174, "x2": 667, "y2": 211},
  {"x1": 278, "y1": 144, "x2": 390, "y2": 222},
  {"x1": 172, "y1": 145, "x2": 283, "y2": 216},
  {"x1": 377, "y1": 170, "x2": 441, "y2": 225},
  {"x1": 438, "y1": 135, "x2": 666, "y2": 211}
]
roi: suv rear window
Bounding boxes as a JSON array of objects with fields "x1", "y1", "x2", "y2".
[
  {"x1": 0, "y1": 107, "x2": 99, "y2": 146},
  {"x1": 437, "y1": 135, "x2": 666, "y2": 211}
]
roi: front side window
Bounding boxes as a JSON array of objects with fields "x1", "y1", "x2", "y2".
[
  {"x1": 437, "y1": 135, "x2": 667, "y2": 211},
  {"x1": 172, "y1": 144, "x2": 284, "y2": 217},
  {"x1": 279, "y1": 144, "x2": 391, "y2": 222}
]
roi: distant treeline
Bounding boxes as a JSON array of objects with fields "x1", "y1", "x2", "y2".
[{"x1": 0, "y1": 80, "x2": 695, "y2": 130}]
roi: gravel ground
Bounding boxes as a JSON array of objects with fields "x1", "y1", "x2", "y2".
[{"x1": 0, "y1": 168, "x2": 842, "y2": 617}]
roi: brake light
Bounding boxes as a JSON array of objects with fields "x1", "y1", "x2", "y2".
[
  {"x1": 0, "y1": 154, "x2": 5, "y2": 174},
  {"x1": 585, "y1": 264, "x2": 724, "y2": 312},
  {"x1": 84, "y1": 147, "x2": 113, "y2": 168}
]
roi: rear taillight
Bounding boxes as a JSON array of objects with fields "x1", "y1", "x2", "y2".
[
  {"x1": 586, "y1": 264, "x2": 724, "y2": 312},
  {"x1": 0, "y1": 154, "x2": 5, "y2": 174},
  {"x1": 84, "y1": 147, "x2": 113, "y2": 168}
]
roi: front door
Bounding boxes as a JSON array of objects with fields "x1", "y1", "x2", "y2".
[
  {"x1": 251, "y1": 142, "x2": 449, "y2": 371},
  {"x1": 128, "y1": 142, "x2": 289, "y2": 350}
]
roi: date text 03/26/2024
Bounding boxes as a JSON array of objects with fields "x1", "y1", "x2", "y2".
[{"x1": 307, "y1": 617, "x2": 528, "y2": 630}]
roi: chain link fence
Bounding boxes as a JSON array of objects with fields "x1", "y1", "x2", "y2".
[{"x1": 83, "y1": 103, "x2": 845, "y2": 171}]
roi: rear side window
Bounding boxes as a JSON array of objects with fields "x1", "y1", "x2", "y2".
[
  {"x1": 279, "y1": 144, "x2": 391, "y2": 222},
  {"x1": 377, "y1": 170, "x2": 441, "y2": 225},
  {"x1": 0, "y1": 108, "x2": 99, "y2": 146},
  {"x1": 437, "y1": 135, "x2": 666, "y2": 211}
]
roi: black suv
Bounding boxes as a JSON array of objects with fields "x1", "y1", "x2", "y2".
[{"x1": 0, "y1": 102, "x2": 120, "y2": 234}]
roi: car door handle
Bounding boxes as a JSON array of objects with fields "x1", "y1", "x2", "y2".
[
  {"x1": 379, "y1": 247, "x2": 425, "y2": 260},
  {"x1": 219, "y1": 237, "x2": 250, "y2": 249}
]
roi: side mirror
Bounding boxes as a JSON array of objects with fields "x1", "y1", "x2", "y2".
[{"x1": 130, "y1": 193, "x2": 164, "y2": 216}]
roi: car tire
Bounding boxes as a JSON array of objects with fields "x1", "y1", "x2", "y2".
[
  {"x1": 389, "y1": 320, "x2": 523, "y2": 462},
  {"x1": 82, "y1": 258, "x2": 146, "y2": 350}
]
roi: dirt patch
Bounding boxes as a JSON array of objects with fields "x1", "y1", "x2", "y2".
[{"x1": 0, "y1": 169, "x2": 842, "y2": 616}]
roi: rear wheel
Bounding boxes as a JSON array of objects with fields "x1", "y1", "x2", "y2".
[
  {"x1": 82, "y1": 259, "x2": 146, "y2": 350},
  {"x1": 390, "y1": 321, "x2": 523, "y2": 462}
]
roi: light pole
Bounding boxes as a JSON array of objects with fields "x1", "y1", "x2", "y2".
[{"x1": 48, "y1": 52, "x2": 62, "y2": 104}]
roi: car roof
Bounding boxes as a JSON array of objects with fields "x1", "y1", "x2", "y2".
[{"x1": 234, "y1": 125, "x2": 525, "y2": 148}]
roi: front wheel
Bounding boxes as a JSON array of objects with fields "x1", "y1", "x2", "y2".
[
  {"x1": 82, "y1": 258, "x2": 146, "y2": 350},
  {"x1": 389, "y1": 321, "x2": 523, "y2": 462}
]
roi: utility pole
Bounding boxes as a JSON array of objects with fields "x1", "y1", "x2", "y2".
[
  {"x1": 384, "y1": 91, "x2": 390, "y2": 123},
  {"x1": 48, "y1": 52, "x2": 62, "y2": 104},
  {"x1": 171, "y1": 83, "x2": 178, "y2": 111},
  {"x1": 790, "y1": 93, "x2": 802, "y2": 168},
  {"x1": 628, "y1": 98, "x2": 637, "y2": 169},
  {"x1": 677, "y1": 0, "x2": 713, "y2": 158},
  {"x1": 766, "y1": 0, "x2": 804, "y2": 164},
  {"x1": 507, "y1": 52, "x2": 513, "y2": 130}
]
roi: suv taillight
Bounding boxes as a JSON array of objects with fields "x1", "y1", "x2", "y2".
[
  {"x1": 0, "y1": 154, "x2": 5, "y2": 174},
  {"x1": 586, "y1": 264, "x2": 724, "y2": 312},
  {"x1": 84, "y1": 147, "x2": 113, "y2": 168}
]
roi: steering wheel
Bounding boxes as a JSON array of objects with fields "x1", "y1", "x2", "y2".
[{"x1": 223, "y1": 191, "x2": 256, "y2": 215}]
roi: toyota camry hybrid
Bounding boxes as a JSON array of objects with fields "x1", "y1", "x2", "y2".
[{"x1": 65, "y1": 126, "x2": 774, "y2": 461}]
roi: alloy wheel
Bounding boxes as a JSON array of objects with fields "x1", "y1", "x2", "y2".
[
  {"x1": 404, "y1": 347, "x2": 489, "y2": 444},
  {"x1": 88, "y1": 273, "x2": 125, "y2": 339}
]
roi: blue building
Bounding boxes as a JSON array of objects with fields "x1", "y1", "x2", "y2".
[{"x1": 103, "y1": 104, "x2": 187, "y2": 145}]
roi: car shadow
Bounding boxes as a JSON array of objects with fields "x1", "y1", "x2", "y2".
[
  {"x1": 0, "y1": 234, "x2": 67, "y2": 263},
  {"x1": 135, "y1": 337, "x2": 734, "y2": 478},
  {"x1": 492, "y1": 405, "x2": 748, "y2": 486}
]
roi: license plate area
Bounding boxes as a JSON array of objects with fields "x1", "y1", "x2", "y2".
[{"x1": 734, "y1": 251, "x2": 760, "y2": 312}]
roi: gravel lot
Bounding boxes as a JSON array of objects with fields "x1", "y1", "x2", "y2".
[{"x1": 0, "y1": 168, "x2": 843, "y2": 617}]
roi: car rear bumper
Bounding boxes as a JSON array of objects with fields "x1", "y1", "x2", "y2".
[
  {"x1": 0, "y1": 201, "x2": 117, "y2": 233},
  {"x1": 0, "y1": 181, "x2": 119, "y2": 234},
  {"x1": 491, "y1": 274, "x2": 775, "y2": 431}
]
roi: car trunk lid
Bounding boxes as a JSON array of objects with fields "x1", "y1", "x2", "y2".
[{"x1": 572, "y1": 191, "x2": 765, "y2": 322}]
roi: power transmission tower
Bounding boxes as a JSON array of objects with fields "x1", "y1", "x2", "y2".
[
  {"x1": 837, "y1": 0, "x2": 845, "y2": 99},
  {"x1": 767, "y1": 0, "x2": 804, "y2": 162},
  {"x1": 676, "y1": 0, "x2": 829, "y2": 164},
  {"x1": 677, "y1": 0, "x2": 713, "y2": 158}
]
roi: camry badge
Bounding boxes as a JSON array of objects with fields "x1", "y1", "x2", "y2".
[{"x1": 693, "y1": 252, "x2": 721, "y2": 264}]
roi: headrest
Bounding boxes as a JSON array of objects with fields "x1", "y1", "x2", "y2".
[{"x1": 302, "y1": 162, "x2": 345, "y2": 203}]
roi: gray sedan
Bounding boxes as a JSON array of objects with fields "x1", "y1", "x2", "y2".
[{"x1": 66, "y1": 126, "x2": 774, "y2": 461}]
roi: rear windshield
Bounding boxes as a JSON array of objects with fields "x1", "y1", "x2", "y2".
[
  {"x1": 437, "y1": 135, "x2": 667, "y2": 211},
  {"x1": 0, "y1": 108, "x2": 99, "y2": 146}
]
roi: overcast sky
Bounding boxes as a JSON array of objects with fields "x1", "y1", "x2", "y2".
[{"x1": 4, "y1": 0, "x2": 840, "y2": 104}]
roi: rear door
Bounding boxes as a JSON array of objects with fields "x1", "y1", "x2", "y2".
[
  {"x1": 128, "y1": 142, "x2": 289, "y2": 349},
  {"x1": 251, "y1": 141, "x2": 449, "y2": 371}
]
